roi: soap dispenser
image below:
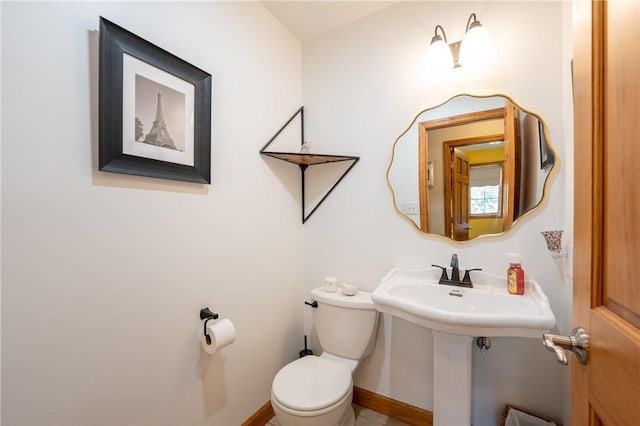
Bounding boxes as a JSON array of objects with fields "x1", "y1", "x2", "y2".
[{"x1": 507, "y1": 253, "x2": 525, "y2": 295}]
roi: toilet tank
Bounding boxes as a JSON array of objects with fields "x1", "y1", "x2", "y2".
[{"x1": 310, "y1": 287, "x2": 379, "y2": 360}]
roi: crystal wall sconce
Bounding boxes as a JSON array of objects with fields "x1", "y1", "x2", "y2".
[{"x1": 541, "y1": 230, "x2": 568, "y2": 259}]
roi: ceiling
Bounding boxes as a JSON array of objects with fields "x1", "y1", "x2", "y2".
[{"x1": 261, "y1": 1, "x2": 397, "y2": 41}]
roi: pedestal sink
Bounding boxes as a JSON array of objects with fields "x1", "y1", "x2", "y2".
[{"x1": 372, "y1": 267, "x2": 556, "y2": 426}]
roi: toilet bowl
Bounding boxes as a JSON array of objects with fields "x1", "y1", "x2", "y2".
[
  {"x1": 271, "y1": 287, "x2": 379, "y2": 426},
  {"x1": 271, "y1": 355, "x2": 355, "y2": 426}
]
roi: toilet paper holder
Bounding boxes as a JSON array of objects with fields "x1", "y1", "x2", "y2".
[{"x1": 200, "y1": 307, "x2": 219, "y2": 345}]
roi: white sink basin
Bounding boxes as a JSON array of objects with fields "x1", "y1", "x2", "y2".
[{"x1": 372, "y1": 267, "x2": 556, "y2": 337}]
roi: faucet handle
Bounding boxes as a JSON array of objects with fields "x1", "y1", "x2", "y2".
[
  {"x1": 431, "y1": 264, "x2": 449, "y2": 282},
  {"x1": 462, "y1": 268, "x2": 482, "y2": 284}
]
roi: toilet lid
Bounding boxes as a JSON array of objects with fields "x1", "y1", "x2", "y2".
[{"x1": 272, "y1": 355, "x2": 352, "y2": 412}]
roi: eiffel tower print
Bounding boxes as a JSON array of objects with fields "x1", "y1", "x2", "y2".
[{"x1": 142, "y1": 93, "x2": 177, "y2": 151}]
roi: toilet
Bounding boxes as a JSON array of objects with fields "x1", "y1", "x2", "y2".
[{"x1": 271, "y1": 287, "x2": 379, "y2": 426}]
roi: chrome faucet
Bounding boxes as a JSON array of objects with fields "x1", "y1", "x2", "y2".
[{"x1": 432, "y1": 254, "x2": 482, "y2": 288}]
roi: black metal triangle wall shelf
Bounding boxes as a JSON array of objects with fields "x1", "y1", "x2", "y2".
[{"x1": 260, "y1": 106, "x2": 360, "y2": 223}]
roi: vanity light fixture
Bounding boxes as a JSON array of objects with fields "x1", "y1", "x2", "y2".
[{"x1": 427, "y1": 13, "x2": 490, "y2": 71}]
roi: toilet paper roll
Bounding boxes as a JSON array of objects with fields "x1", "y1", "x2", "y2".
[{"x1": 200, "y1": 318, "x2": 236, "y2": 354}]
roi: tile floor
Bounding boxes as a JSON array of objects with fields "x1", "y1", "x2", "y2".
[{"x1": 267, "y1": 404, "x2": 412, "y2": 426}]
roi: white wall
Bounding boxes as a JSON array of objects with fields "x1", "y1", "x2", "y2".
[
  {"x1": 301, "y1": 2, "x2": 572, "y2": 425},
  {"x1": 1, "y1": 2, "x2": 304, "y2": 424}
]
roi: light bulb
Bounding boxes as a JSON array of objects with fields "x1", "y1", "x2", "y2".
[
  {"x1": 459, "y1": 23, "x2": 490, "y2": 67},
  {"x1": 426, "y1": 38, "x2": 454, "y2": 72}
]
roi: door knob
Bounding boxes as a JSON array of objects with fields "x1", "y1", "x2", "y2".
[{"x1": 542, "y1": 327, "x2": 590, "y2": 365}]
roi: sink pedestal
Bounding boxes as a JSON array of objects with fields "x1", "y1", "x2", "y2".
[{"x1": 433, "y1": 331, "x2": 473, "y2": 426}]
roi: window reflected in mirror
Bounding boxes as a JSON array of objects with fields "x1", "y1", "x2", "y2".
[{"x1": 470, "y1": 163, "x2": 502, "y2": 216}]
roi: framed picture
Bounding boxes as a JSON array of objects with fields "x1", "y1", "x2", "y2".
[
  {"x1": 99, "y1": 17, "x2": 212, "y2": 183},
  {"x1": 538, "y1": 120, "x2": 554, "y2": 170}
]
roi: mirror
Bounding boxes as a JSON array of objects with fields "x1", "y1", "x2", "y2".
[{"x1": 387, "y1": 94, "x2": 555, "y2": 241}]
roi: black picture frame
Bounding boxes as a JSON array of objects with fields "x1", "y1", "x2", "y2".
[
  {"x1": 99, "y1": 17, "x2": 212, "y2": 184},
  {"x1": 538, "y1": 120, "x2": 554, "y2": 169}
]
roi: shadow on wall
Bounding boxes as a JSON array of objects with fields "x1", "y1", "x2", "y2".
[
  {"x1": 353, "y1": 315, "x2": 434, "y2": 412},
  {"x1": 197, "y1": 346, "x2": 229, "y2": 417},
  {"x1": 389, "y1": 318, "x2": 434, "y2": 410},
  {"x1": 353, "y1": 315, "x2": 386, "y2": 387}
]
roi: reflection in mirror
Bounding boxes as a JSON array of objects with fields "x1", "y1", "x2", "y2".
[{"x1": 388, "y1": 95, "x2": 555, "y2": 241}]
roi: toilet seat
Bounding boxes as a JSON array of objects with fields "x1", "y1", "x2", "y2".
[{"x1": 272, "y1": 355, "x2": 352, "y2": 413}]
